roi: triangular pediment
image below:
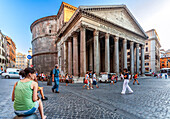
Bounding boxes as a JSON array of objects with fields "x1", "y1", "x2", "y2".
[{"x1": 80, "y1": 6, "x2": 147, "y2": 38}]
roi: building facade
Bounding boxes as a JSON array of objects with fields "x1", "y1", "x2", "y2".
[
  {"x1": 16, "y1": 52, "x2": 27, "y2": 69},
  {"x1": 144, "y1": 29, "x2": 161, "y2": 73},
  {"x1": 0, "y1": 31, "x2": 7, "y2": 71},
  {"x1": 6, "y1": 36, "x2": 16, "y2": 68},
  {"x1": 160, "y1": 57, "x2": 170, "y2": 69},
  {"x1": 31, "y1": 2, "x2": 147, "y2": 78},
  {"x1": 160, "y1": 49, "x2": 170, "y2": 69}
]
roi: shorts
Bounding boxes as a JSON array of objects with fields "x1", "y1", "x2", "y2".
[
  {"x1": 89, "y1": 78, "x2": 93, "y2": 84},
  {"x1": 93, "y1": 81, "x2": 97, "y2": 85},
  {"x1": 14, "y1": 101, "x2": 39, "y2": 116},
  {"x1": 66, "y1": 80, "x2": 69, "y2": 83}
]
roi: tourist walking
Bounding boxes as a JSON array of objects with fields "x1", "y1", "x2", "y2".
[
  {"x1": 65, "y1": 74, "x2": 69, "y2": 86},
  {"x1": 12, "y1": 68, "x2": 46, "y2": 119},
  {"x1": 83, "y1": 71, "x2": 90, "y2": 90},
  {"x1": 89, "y1": 70, "x2": 93, "y2": 89},
  {"x1": 52, "y1": 64, "x2": 60, "y2": 93},
  {"x1": 110, "y1": 74, "x2": 115, "y2": 85},
  {"x1": 121, "y1": 68, "x2": 133, "y2": 95},
  {"x1": 133, "y1": 73, "x2": 140, "y2": 85},
  {"x1": 93, "y1": 72, "x2": 99, "y2": 88}
]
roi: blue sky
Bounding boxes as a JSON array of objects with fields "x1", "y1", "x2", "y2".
[{"x1": 0, "y1": 0, "x2": 169, "y2": 54}]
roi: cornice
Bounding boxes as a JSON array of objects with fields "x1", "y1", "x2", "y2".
[
  {"x1": 30, "y1": 15, "x2": 57, "y2": 32},
  {"x1": 32, "y1": 51, "x2": 57, "y2": 57}
]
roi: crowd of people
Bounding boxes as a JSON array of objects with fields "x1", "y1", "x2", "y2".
[{"x1": 12, "y1": 63, "x2": 142, "y2": 118}]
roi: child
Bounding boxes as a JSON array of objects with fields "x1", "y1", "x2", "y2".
[
  {"x1": 65, "y1": 74, "x2": 69, "y2": 86},
  {"x1": 110, "y1": 74, "x2": 115, "y2": 85},
  {"x1": 133, "y1": 73, "x2": 140, "y2": 85},
  {"x1": 93, "y1": 72, "x2": 99, "y2": 88}
]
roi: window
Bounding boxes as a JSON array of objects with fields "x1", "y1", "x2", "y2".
[
  {"x1": 145, "y1": 63, "x2": 149, "y2": 66},
  {"x1": 146, "y1": 47, "x2": 148, "y2": 52},
  {"x1": 145, "y1": 55, "x2": 150, "y2": 60},
  {"x1": 162, "y1": 64, "x2": 164, "y2": 66},
  {"x1": 162, "y1": 61, "x2": 164, "y2": 63},
  {"x1": 127, "y1": 52, "x2": 130, "y2": 55},
  {"x1": 146, "y1": 42, "x2": 148, "y2": 45},
  {"x1": 49, "y1": 30, "x2": 51, "y2": 33}
]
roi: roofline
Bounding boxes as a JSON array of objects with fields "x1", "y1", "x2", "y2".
[
  {"x1": 56, "y1": 2, "x2": 77, "y2": 19},
  {"x1": 79, "y1": 5, "x2": 148, "y2": 38}
]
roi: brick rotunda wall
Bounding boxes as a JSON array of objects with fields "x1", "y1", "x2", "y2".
[{"x1": 31, "y1": 16, "x2": 58, "y2": 75}]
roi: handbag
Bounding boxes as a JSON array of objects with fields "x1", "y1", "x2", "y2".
[{"x1": 84, "y1": 79, "x2": 88, "y2": 84}]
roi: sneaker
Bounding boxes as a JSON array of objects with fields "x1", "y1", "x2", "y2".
[
  {"x1": 138, "y1": 83, "x2": 140, "y2": 85},
  {"x1": 133, "y1": 83, "x2": 135, "y2": 85},
  {"x1": 55, "y1": 91, "x2": 60, "y2": 93},
  {"x1": 91, "y1": 88, "x2": 93, "y2": 89},
  {"x1": 129, "y1": 91, "x2": 133, "y2": 94},
  {"x1": 41, "y1": 96, "x2": 48, "y2": 101},
  {"x1": 121, "y1": 92, "x2": 125, "y2": 95},
  {"x1": 52, "y1": 88, "x2": 54, "y2": 93}
]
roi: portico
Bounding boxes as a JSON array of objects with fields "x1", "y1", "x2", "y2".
[{"x1": 56, "y1": 4, "x2": 147, "y2": 80}]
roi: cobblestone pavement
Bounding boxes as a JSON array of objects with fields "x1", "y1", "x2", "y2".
[{"x1": 1, "y1": 77, "x2": 170, "y2": 119}]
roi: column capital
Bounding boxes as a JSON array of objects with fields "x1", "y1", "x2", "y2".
[
  {"x1": 67, "y1": 37, "x2": 72, "y2": 42},
  {"x1": 130, "y1": 41, "x2": 134, "y2": 45},
  {"x1": 80, "y1": 25, "x2": 86, "y2": 31},
  {"x1": 72, "y1": 32, "x2": 78, "y2": 37},
  {"x1": 93, "y1": 30, "x2": 99, "y2": 36},
  {"x1": 123, "y1": 38, "x2": 127, "y2": 44},
  {"x1": 105, "y1": 33, "x2": 110, "y2": 39},
  {"x1": 136, "y1": 43, "x2": 139, "y2": 48},
  {"x1": 114, "y1": 36, "x2": 119, "y2": 42},
  {"x1": 141, "y1": 45, "x2": 145, "y2": 49}
]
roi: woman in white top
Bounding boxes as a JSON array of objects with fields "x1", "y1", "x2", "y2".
[{"x1": 93, "y1": 72, "x2": 99, "y2": 88}]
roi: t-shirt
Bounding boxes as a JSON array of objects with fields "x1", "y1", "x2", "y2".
[
  {"x1": 124, "y1": 73, "x2": 129, "y2": 80},
  {"x1": 93, "y1": 74, "x2": 96, "y2": 81}
]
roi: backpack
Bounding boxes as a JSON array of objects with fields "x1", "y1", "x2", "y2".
[{"x1": 54, "y1": 69, "x2": 59, "y2": 77}]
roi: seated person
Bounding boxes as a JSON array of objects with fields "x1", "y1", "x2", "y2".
[
  {"x1": 12, "y1": 68, "x2": 46, "y2": 119},
  {"x1": 34, "y1": 75, "x2": 48, "y2": 101}
]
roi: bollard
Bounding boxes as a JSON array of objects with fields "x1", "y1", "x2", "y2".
[{"x1": 13, "y1": 113, "x2": 38, "y2": 119}]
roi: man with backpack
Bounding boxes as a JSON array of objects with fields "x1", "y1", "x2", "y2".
[{"x1": 52, "y1": 64, "x2": 60, "y2": 93}]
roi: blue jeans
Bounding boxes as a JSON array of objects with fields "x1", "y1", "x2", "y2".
[{"x1": 52, "y1": 77, "x2": 59, "y2": 92}]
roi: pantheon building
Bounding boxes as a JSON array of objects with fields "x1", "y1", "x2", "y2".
[{"x1": 31, "y1": 2, "x2": 148, "y2": 79}]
